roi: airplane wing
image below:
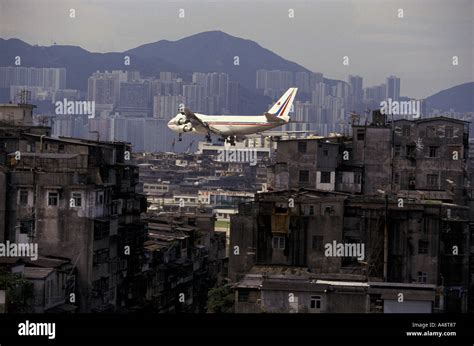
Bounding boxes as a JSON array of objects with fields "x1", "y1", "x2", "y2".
[
  {"x1": 183, "y1": 108, "x2": 207, "y2": 128},
  {"x1": 244, "y1": 130, "x2": 313, "y2": 139},
  {"x1": 182, "y1": 108, "x2": 225, "y2": 135}
]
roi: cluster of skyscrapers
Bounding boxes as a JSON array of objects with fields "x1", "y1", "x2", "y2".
[
  {"x1": 85, "y1": 70, "x2": 239, "y2": 119},
  {"x1": 0, "y1": 65, "x2": 410, "y2": 149},
  {"x1": 256, "y1": 69, "x2": 401, "y2": 136},
  {"x1": 0, "y1": 66, "x2": 68, "y2": 102}
]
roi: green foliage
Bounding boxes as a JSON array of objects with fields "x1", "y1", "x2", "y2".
[
  {"x1": 0, "y1": 270, "x2": 34, "y2": 313},
  {"x1": 207, "y1": 285, "x2": 234, "y2": 313}
]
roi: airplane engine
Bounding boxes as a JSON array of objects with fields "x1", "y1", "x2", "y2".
[
  {"x1": 182, "y1": 123, "x2": 194, "y2": 132},
  {"x1": 176, "y1": 116, "x2": 188, "y2": 125}
]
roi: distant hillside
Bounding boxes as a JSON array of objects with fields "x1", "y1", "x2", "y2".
[
  {"x1": 1, "y1": 31, "x2": 321, "y2": 113},
  {"x1": 424, "y1": 82, "x2": 474, "y2": 113},
  {"x1": 1, "y1": 33, "x2": 471, "y2": 115},
  {"x1": 126, "y1": 30, "x2": 314, "y2": 91},
  {"x1": 0, "y1": 38, "x2": 180, "y2": 91}
]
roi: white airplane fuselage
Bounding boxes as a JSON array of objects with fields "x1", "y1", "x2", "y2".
[
  {"x1": 167, "y1": 87, "x2": 298, "y2": 140},
  {"x1": 168, "y1": 113, "x2": 283, "y2": 136}
]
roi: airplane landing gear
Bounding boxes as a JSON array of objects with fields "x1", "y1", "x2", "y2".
[
  {"x1": 206, "y1": 133, "x2": 212, "y2": 142},
  {"x1": 178, "y1": 133, "x2": 182, "y2": 142},
  {"x1": 226, "y1": 136, "x2": 236, "y2": 146}
]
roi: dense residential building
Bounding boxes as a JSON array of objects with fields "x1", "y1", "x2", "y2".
[
  {"x1": 117, "y1": 80, "x2": 152, "y2": 117},
  {"x1": 183, "y1": 84, "x2": 206, "y2": 113},
  {"x1": 268, "y1": 111, "x2": 470, "y2": 205},
  {"x1": 87, "y1": 70, "x2": 126, "y2": 114},
  {"x1": 0, "y1": 103, "x2": 147, "y2": 312},
  {"x1": 140, "y1": 210, "x2": 227, "y2": 312},
  {"x1": 364, "y1": 83, "x2": 387, "y2": 104},
  {"x1": 348, "y1": 75, "x2": 363, "y2": 102},
  {"x1": 234, "y1": 266, "x2": 438, "y2": 313},
  {"x1": 256, "y1": 69, "x2": 294, "y2": 99},
  {"x1": 233, "y1": 110, "x2": 472, "y2": 313},
  {"x1": 230, "y1": 189, "x2": 470, "y2": 312},
  {"x1": 386, "y1": 75, "x2": 401, "y2": 101},
  {"x1": 0, "y1": 66, "x2": 66, "y2": 91},
  {"x1": 227, "y1": 81, "x2": 240, "y2": 114},
  {"x1": 153, "y1": 95, "x2": 184, "y2": 119}
]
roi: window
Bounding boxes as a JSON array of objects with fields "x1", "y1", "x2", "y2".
[
  {"x1": 408, "y1": 173, "x2": 416, "y2": 190},
  {"x1": 19, "y1": 189, "x2": 28, "y2": 205},
  {"x1": 402, "y1": 125, "x2": 411, "y2": 137},
  {"x1": 94, "y1": 221, "x2": 110, "y2": 240},
  {"x1": 323, "y1": 149, "x2": 329, "y2": 157},
  {"x1": 394, "y1": 145, "x2": 401, "y2": 157},
  {"x1": 406, "y1": 145, "x2": 415, "y2": 157},
  {"x1": 298, "y1": 141, "x2": 307, "y2": 154},
  {"x1": 320, "y1": 172, "x2": 331, "y2": 184},
  {"x1": 427, "y1": 174, "x2": 438, "y2": 188},
  {"x1": 20, "y1": 220, "x2": 33, "y2": 235},
  {"x1": 272, "y1": 236, "x2": 285, "y2": 249},
  {"x1": 394, "y1": 173, "x2": 400, "y2": 185},
  {"x1": 310, "y1": 296, "x2": 321, "y2": 309},
  {"x1": 274, "y1": 203, "x2": 288, "y2": 214},
  {"x1": 93, "y1": 249, "x2": 109, "y2": 266},
  {"x1": 427, "y1": 126, "x2": 436, "y2": 138},
  {"x1": 418, "y1": 240, "x2": 429, "y2": 254},
  {"x1": 238, "y1": 290, "x2": 250, "y2": 302},
  {"x1": 418, "y1": 272, "x2": 427, "y2": 283},
  {"x1": 48, "y1": 192, "x2": 59, "y2": 206},
  {"x1": 445, "y1": 126, "x2": 453, "y2": 138},
  {"x1": 356, "y1": 129, "x2": 365, "y2": 141},
  {"x1": 72, "y1": 192, "x2": 82, "y2": 207},
  {"x1": 96, "y1": 191, "x2": 104, "y2": 205},
  {"x1": 299, "y1": 170, "x2": 309, "y2": 183},
  {"x1": 312, "y1": 236, "x2": 323, "y2": 251},
  {"x1": 309, "y1": 205, "x2": 314, "y2": 215},
  {"x1": 429, "y1": 146, "x2": 438, "y2": 158},
  {"x1": 354, "y1": 172, "x2": 362, "y2": 184},
  {"x1": 26, "y1": 142, "x2": 35, "y2": 152},
  {"x1": 323, "y1": 205, "x2": 334, "y2": 215},
  {"x1": 58, "y1": 144, "x2": 65, "y2": 153}
]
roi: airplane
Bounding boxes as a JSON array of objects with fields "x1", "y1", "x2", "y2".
[{"x1": 167, "y1": 87, "x2": 298, "y2": 145}]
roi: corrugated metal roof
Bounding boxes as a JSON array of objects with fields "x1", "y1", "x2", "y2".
[{"x1": 23, "y1": 267, "x2": 54, "y2": 279}]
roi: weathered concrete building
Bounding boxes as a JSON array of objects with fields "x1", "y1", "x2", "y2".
[
  {"x1": 234, "y1": 266, "x2": 437, "y2": 313},
  {"x1": 140, "y1": 210, "x2": 226, "y2": 312},
  {"x1": 229, "y1": 189, "x2": 470, "y2": 312},
  {"x1": 350, "y1": 114, "x2": 470, "y2": 204},
  {"x1": 267, "y1": 139, "x2": 340, "y2": 192},
  {"x1": 268, "y1": 113, "x2": 470, "y2": 205},
  {"x1": 0, "y1": 103, "x2": 147, "y2": 312}
]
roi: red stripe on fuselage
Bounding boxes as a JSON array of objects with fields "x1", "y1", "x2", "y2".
[{"x1": 207, "y1": 122, "x2": 275, "y2": 126}]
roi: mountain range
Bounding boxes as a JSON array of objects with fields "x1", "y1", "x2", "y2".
[{"x1": 0, "y1": 30, "x2": 472, "y2": 115}]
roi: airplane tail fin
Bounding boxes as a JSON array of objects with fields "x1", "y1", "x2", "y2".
[{"x1": 267, "y1": 87, "x2": 298, "y2": 123}]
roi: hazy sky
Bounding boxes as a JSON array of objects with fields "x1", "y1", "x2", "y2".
[{"x1": 1, "y1": 0, "x2": 472, "y2": 98}]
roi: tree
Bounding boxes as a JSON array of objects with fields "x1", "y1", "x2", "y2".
[
  {"x1": 207, "y1": 285, "x2": 234, "y2": 313},
  {"x1": 0, "y1": 270, "x2": 34, "y2": 313}
]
